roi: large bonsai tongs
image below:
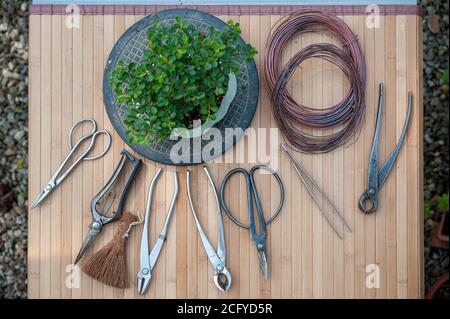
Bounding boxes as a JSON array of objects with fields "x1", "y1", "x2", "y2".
[{"x1": 359, "y1": 83, "x2": 413, "y2": 214}]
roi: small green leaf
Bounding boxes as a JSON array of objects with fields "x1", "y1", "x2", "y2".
[
  {"x1": 116, "y1": 95, "x2": 130, "y2": 103},
  {"x1": 437, "y1": 194, "x2": 449, "y2": 212},
  {"x1": 424, "y1": 202, "x2": 431, "y2": 220}
]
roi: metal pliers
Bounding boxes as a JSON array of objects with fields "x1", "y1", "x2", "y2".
[
  {"x1": 186, "y1": 166, "x2": 232, "y2": 292},
  {"x1": 359, "y1": 83, "x2": 413, "y2": 214},
  {"x1": 137, "y1": 168, "x2": 178, "y2": 295}
]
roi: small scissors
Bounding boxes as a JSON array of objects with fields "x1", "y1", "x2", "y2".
[
  {"x1": 219, "y1": 165, "x2": 285, "y2": 280},
  {"x1": 359, "y1": 83, "x2": 413, "y2": 214},
  {"x1": 32, "y1": 118, "x2": 112, "y2": 208},
  {"x1": 137, "y1": 168, "x2": 179, "y2": 295},
  {"x1": 74, "y1": 149, "x2": 142, "y2": 264},
  {"x1": 187, "y1": 167, "x2": 232, "y2": 292}
]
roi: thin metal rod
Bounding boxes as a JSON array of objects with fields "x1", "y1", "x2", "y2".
[{"x1": 282, "y1": 143, "x2": 352, "y2": 238}]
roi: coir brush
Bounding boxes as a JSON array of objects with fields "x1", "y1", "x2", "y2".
[{"x1": 81, "y1": 212, "x2": 140, "y2": 289}]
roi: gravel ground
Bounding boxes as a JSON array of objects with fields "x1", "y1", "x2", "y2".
[
  {"x1": 0, "y1": 0, "x2": 28, "y2": 299},
  {"x1": 0, "y1": 1, "x2": 448, "y2": 299},
  {"x1": 421, "y1": 0, "x2": 449, "y2": 299}
]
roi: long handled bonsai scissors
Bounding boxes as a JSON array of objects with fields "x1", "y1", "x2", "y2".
[
  {"x1": 32, "y1": 118, "x2": 111, "y2": 208},
  {"x1": 359, "y1": 83, "x2": 413, "y2": 214},
  {"x1": 187, "y1": 166, "x2": 232, "y2": 292},
  {"x1": 137, "y1": 168, "x2": 179, "y2": 295},
  {"x1": 219, "y1": 165, "x2": 285, "y2": 280}
]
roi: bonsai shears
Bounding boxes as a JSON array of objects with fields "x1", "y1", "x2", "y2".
[
  {"x1": 219, "y1": 165, "x2": 285, "y2": 280},
  {"x1": 74, "y1": 149, "x2": 142, "y2": 264},
  {"x1": 359, "y1": 83, "x2": 413, "y2": 214},
  {"x1": 187, "y1": 167, "x2": 232, "y2": 292},
  {"x1": 32, "y1": 118, "x2": 111, "y2": 209},
  {"x1": 137, "y1": 168, "x2": 179, "y2": 295}
]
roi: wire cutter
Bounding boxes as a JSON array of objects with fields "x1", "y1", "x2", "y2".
[
  {"x1": 187, "y1": 167, "x2": 232, "y2": 292},
  {"x1": 137, "y1": 168, "x2": 179, "y2": 295},
  {"x1": 74, "y1": 149, "x2": 142, "y2": 264},
  {"x1": 359, "y1": 83, "x2": 413, "y2": 214},
  {"x1": 219, "y1": 165, "x2": 285, "y2": 280},
  {"x1": 32, "y1": 118, "x2": 111, "y2": 208}
]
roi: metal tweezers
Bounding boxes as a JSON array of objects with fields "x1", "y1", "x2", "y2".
[
  {"x1": 187, "y1": 166, "x2": 232, "y2": 292},
  {"x1": 137, "y1": 168, "x2": 178, "y2": 295},
  {"x1": 282, "y1": 143, "x2": 352, "y2": 239}
]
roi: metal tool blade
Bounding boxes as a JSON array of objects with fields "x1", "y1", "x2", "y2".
[
  {"x1": 257, "y1": 248, "x2": 269, "y2": 280},
  {"x1": 31, "y1": 186, "x2": 52, "y2": 209},
  {"x1": 74, "y1": 222, "x2": 101, "y2": 264},
  {"x1": 137, "y1": 271, "x2": 151, "y2": 295}
]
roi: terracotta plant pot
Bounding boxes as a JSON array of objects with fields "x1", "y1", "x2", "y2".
[
  {"x1": 425, "y1": 272, "x2": 449, "y2": 299},
  {"x1": 437, "y1": 212, "x2": 449, "y2": 243}
]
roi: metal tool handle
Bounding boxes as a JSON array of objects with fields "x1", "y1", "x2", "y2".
[
  {"x1": 140, "y1": 168, "x2": 163, "y2": 277},
  {"x1": 219, "y1": 166, "x2": 284, "y2": 230},
  {"x1": 69, "y1": 118, "x2": 112, "y2": 161},
  {"x1": 377, "y1": 91, "x2": 413, "y2": 189},
  {"x1": 91, "y1": 149, "x2": 142, "y2": 225},
  {"x1": 149, "y1": 171, "x2": 179, "y2": 270},
  {"x1": 249, "y1": 165, "x2": 284, "y2": 236},
  {"x1": 54, "y1": 119, "x2": 111, "y2": 186},
  {"x1": 367, "y1": 83, "x2": 384, "y2": 196},
  {"x1": 68, "y1": 118, "x2": 97, "y2": 148},
  {"x1": 186, "y1": 170, "x2": 225, "y2": 273},
  {"x1": 203, "y1": 166, "x2": 227, "y2": 265},
  {"x1": 359, "y1": 90, "x2": 413, "y2": 214}
]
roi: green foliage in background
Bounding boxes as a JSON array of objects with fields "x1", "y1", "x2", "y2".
[
  {"x1": 424, "y1": 202, "x2": 431, "y2": 220},
  {"x1": 110, "y1": 17, "x2": 257, "y2": 145},
  {"x1": 436, "y1": 193, "x2": 449, "y2": 213},
  {"x1": 441, "y1": 67, "x2": 449, "y2": 85},
  {"x1": 424, "y1": 193, "x2": 449, "y2": 220}
]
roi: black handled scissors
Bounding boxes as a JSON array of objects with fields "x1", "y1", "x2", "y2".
[
  {"x1": 74, "y1": 149, "x2": 142, "y2": 264},
  {"x1": 359, "y1": 83, "x2": 413, "y2": 214},
  {"x1": 219, "y1": 165, "x2": 284, "y2": 279}
]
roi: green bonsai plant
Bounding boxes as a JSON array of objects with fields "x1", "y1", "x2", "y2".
[{"x1": 110, "y1": 17, "x2": 257, "y2": 145}]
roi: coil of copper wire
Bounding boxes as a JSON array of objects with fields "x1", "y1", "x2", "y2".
[{"x1": 263, "y1": 10, "x2": 366, "y2": 153}]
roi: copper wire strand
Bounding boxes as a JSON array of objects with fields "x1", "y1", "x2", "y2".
[{"x1": 263, "y1": 9, "x2": 366, "y2": 153}]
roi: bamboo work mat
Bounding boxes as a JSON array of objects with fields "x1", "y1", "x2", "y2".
[{"x1": 28, "y1": 6, "x2": 424, "y2": 298}]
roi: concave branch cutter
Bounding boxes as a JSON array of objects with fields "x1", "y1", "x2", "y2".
[
  {"x1": 359, "y1": 83, "x2": 413, "y2": 214},
  {"x1": 74, "y1": 149, "x2": 142, "y2": 264},
  {"x1": 137, "y1": 168, "x2": 179, "y2": 295},
  {"x1": 187, "y1": 167, "x2": 232, "y2": 292}
]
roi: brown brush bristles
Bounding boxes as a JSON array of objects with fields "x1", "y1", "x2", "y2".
[{"x1": 81, "y1": 212, "x2": 138, "y2": 289}]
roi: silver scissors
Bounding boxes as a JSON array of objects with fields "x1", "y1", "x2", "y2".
[
  {"x1": 32, "y1": 118, "x2": 112, "y2": 208},
  {"x1": 187, "y1": 166, "x2": 231, "y2": 292},
  {"x1": 137, "y1": 168, "x2": 179, "y2": 295},
  {"x1": 219, "y1": 165, "x2": 284, "y2": 280},
  {"x1": 359, "y1": 83, "x2": 413, "y2": 214}
]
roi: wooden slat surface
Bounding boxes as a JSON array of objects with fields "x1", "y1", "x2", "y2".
[{"x1": 28, "y1": 13, "x2": 424, "y2": 299}]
